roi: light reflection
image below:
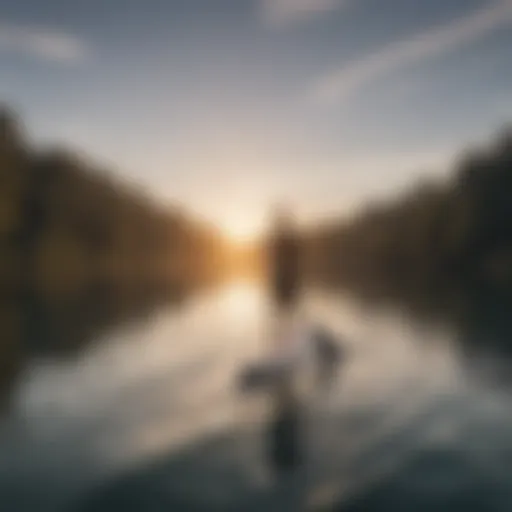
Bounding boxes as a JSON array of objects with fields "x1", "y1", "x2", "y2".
[
  {"x1": 214, "y1": 280, "x2": 264, "y2": 323},
  {"x1": 1, "y1": 281, "x2": 504, "y2": 511}
]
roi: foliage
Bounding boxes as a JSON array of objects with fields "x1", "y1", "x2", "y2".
[
  {"x1": 303, "y1": 127, "x2": 512, "y2": 294},
  {"x1": 0, "y1": 107, "x2": 226, "y2": 297}
]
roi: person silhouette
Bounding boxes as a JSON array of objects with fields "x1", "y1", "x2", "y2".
[{"x1": 267, "y1": 206, "x2": 301, "y2": 311}]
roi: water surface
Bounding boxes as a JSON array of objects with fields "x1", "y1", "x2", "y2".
[{"x1": 1, "y1": 281, "x2": 512, "y2": 511}]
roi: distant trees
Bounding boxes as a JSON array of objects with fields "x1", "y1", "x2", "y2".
[
  {"x1": 0, "y1": 107, "x2": 226, "y2": 297},
  {"x1": 303, "y1": 126, "x2": 512, "y2": 293}
]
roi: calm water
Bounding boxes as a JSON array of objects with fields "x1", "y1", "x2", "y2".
[{"x1": 1, "y1": 281, "x2": 512, "y2": 511}]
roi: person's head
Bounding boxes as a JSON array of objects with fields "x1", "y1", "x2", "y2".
[{"x1": 272, "y1": 203, "x2": 295, "y2": 234}]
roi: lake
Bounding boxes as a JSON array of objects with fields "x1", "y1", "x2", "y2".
[{"x1": 1, "y1": 280, "x2": 512, "y2": 511}]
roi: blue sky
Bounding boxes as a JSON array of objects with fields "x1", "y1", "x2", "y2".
[{"x1": 1, "y1": 0, "x2": 511, "y2": 235}]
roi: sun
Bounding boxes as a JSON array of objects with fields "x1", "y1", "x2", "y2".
[{"x1": 221, "y1": 215, "x2": 264, "y2": 243}]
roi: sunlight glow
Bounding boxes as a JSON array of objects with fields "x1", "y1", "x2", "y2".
[{"x1": 220, "y1": 214, "x2": 265, "y2": 243}]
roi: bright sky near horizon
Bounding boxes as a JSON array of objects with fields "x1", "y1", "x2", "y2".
[{"x1": 1, "y1": 0, "x2": 511, "y2": 237}]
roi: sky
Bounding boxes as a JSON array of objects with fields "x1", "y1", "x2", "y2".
[{"x1": 1, "y1": 0, "x2": 512, "y2": 237}]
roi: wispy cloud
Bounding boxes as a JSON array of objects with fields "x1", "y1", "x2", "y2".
[
  {"x1": 312, "y1": 0, "x2": 512, "y2": 104},
  {"x1": 261, "y1": 0, "x2": 346, "y2": 27},
  {"x1": 0, "y1": 22, "x2": 90, "y2": 64}
]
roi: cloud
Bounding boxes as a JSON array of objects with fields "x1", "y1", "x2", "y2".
[
  {"x1": 261, "y1": 0, "x2": 345, "y2": 27},
  {"x1": 312, "y1": 0, "x2": 512, "y2": 104},
  {"x1": 0, "y1": 22, "x2": 89, "y2": 64}
]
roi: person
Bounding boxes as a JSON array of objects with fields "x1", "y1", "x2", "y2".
[{"x1": 267, "y1": 206, "x2": 302, "y2": 310}]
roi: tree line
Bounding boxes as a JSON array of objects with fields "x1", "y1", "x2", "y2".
[
  {"x1": 302, "y1": 127, "x2": 512, "y2": 297},
  {"x1": 0, "y1": 107, "x2": 228, "y2": 298}
]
